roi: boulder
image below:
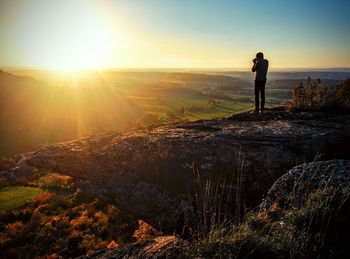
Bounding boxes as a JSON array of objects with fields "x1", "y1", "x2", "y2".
[{"x1": 260, "y1": 159, "x2": 350, "y2": 211}]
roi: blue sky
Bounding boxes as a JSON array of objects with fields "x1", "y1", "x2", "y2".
[{"x1": 1, "y1": 0, "x2": 349, "y2": 69}]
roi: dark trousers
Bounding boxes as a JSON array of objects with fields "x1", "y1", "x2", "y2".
[{"x1": 255, "y1": 80, "x2": 266, "y2": 111}]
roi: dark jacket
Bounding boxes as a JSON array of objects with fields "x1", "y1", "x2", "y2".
[{"x1": 252, "y1": 59, "x2": 269, "y2": 81}]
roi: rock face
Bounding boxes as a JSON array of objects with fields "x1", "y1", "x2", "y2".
[
  {"x1": 260, "y1": 159, "x2": 350, "y2": 211},
  {"x1": 78, "y1": 160, "x2": 350, "y2": 259},
  {"x1": 23, "y1": 108, "x2": 350, "y2": 234}
]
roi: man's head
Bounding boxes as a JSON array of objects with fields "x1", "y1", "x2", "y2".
[{"x1": 256, "y1": 52, "x2": 264, "y2": 59}]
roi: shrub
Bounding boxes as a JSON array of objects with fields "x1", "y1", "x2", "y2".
[
  {"x1": 133, "y1": 220, "x2": 159, "y2": 241},
  {"x1": 0, "y1": 186, "x2": 141, "y2": 258},
  {"x1": 70, "y1": 211, "x2": 93, "y2": 231},
  {"x1": 107, "y1": 240, "x2": 118, "y2": 249},
  {"x1": 37, "y1": 173, "x2": 74, "y2": 191},
  {"x1": 290, "y1": 78, "x2": 350, "y2": 111},
  {"x1": 32, "y1": 192, "x2": 56, "y2": 206},
  {"x1": 5, "y1": 221, "x2": 26, "y2": 238}
]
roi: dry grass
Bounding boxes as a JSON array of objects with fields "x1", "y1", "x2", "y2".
[
  {"x1": 187, "y1": 150, "x2": 246, "y2": 246},
  {"x1": 190, "y1": 160, "x2": 350, "y2": 258}
]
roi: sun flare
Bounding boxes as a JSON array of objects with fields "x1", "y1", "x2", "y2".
[
  {"x1": 47, "y1": 21, "x2": 113, "y2": 70},
  {"x1": 14, "y1": 1, "x2": 115, "y2": 70}
]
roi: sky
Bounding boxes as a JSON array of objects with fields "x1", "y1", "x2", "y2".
[{"x1": 0, "y1": 0, "x2": 349, "y2": 70}]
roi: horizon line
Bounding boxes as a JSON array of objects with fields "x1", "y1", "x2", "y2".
[{"x1": 1, "y1": 65, "x2": 350, "y2": 72}]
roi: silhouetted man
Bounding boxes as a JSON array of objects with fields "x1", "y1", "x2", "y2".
[{"x1": 252, "y1": 52, "x2": 268, "y2": 113}]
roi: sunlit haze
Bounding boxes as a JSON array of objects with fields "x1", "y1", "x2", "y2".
[{"x1": 1, "y1": 0, "x2": 350, "y2": 70}]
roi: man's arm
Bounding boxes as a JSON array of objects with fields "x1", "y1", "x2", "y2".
[{"x1": 252, "y1": 59, "x2": 259, "y2": 72}]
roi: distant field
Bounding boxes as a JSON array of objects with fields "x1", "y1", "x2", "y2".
[
  {"x1": 127, "y1": 92, "x2": 255, "y2": 121},
  {"x1": 0, "y1": 186, "x2": 43, "y2": 210}
]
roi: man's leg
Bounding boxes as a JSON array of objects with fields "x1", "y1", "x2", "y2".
[
  {"x1": 254, "y1": 81, "x2": 259, "y2": 111},
  {"x1": 260, "y1": 81, "x2": 266, "y2": 111}
]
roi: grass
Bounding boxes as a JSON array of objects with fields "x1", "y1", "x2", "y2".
[
  {"x1": 0, "y1": 186, "x2": 44, "y2": 210},
  {"x1": 128, "y1": 91, "x2": 255, "y2": 123},
  {"x1": 189, "y1": 160, "x2": 350, "y2": 258},
  {"x1": 188, "y1": 150, "x2": 246, "y2": 243}
]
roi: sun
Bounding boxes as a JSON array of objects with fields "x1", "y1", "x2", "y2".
[
  {"x1": 50, "y1": 23, "x2": 113, "y2": 70},
  {"x1": 46, "y1": 10, "x2": 114, "y2": 70},
  {"x1": 16, "y1": 1, "x2": 115, "y2": 70}
]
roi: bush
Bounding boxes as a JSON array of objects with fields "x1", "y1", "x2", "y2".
[
  {"x1": 290, "y1": 78, "x2": 350, "y2": 111},
  {"x1": 133, "y1": 220, "x2": 159, "y2": 241},
  {"x1": 37, "y1": 173, "x2": 74, "y2": 191}
]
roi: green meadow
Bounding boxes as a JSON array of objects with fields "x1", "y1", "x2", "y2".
[{"x1": 0, "y1": 186, "x2": 44, "y2": 210}]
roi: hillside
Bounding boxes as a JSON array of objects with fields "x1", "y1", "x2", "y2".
[
  {"x1": 0, "y1": 70, "x2": 253, "y2": 156},
  {"x1": 1, "y1": 76, "x2": 350, "y2": 258},
  {"x1": 2, "y1": 68, "x2": 349, "y2": 157},
  {"x1": 1, "y1": 100, "x2": 350, "y2": 257},
  {"x1": 22, "y1": 107, "x2": 350, "y2": 234}
]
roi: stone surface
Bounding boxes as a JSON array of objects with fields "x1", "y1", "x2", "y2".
[
  {"x1": 260, "y1": 159, "x2": 350, "y2": 210},
  {"x1": 21, "y1": 108, "x2": 350, "y2": 234},
  {"x1": 78, "y1": 159, "x2": 350, "y2": 259}
]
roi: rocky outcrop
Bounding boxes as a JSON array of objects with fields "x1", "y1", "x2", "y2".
[
  {"x1": 260, "y1": 159, "x2": 350, "y2": 211},
  {"x1": 78, "y1": 160, "x2": 350, "y2": 259},
  {"x1": 21, "y1": 108, "x2": 350, "y2": 234}
]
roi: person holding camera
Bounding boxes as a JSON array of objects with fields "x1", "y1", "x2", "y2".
[{"x1": 252, "y1": 52, "x2": 269, "y2": 113}]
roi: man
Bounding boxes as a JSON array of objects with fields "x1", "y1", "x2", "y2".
[{"x1": 252, "y1": 52, "x2": 269, "y2": 113}]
